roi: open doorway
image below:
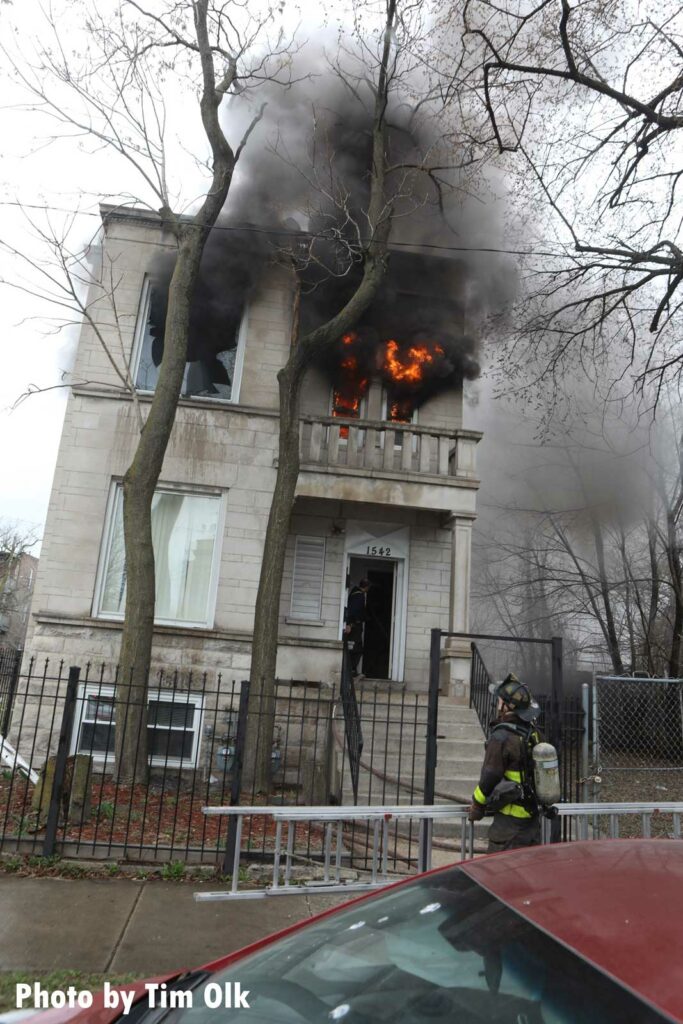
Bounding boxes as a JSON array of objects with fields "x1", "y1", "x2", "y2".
[{"x1": 347, "y1": 556, "x2": 396, "y2": 679}]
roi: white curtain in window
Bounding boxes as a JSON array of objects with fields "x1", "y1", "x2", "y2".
[
  {"x1": 151, "y1": 492, "x2": 184, "y2": 618},
  {"x1": 100, "y1": 488, "x2": 220, "y2": 624},
  {"x1": 100, "y1": 494, "x2": 126, "y2": 614}
]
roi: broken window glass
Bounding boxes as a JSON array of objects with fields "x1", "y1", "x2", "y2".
[{"x1": 134, "y1": 280, "x2": 243, "y2": 401}]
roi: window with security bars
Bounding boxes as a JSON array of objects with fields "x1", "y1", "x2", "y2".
[
  {"x1": 289, "y1": 536, "x2": 326, "y2": 621},
  {"x1": 72, "y1": 686, "x2": 203, "y2": 767}
]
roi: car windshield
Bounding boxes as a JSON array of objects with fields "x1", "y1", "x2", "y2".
[{"x1": 162, "y1": 867, "x2": 670, "y2": 1024}]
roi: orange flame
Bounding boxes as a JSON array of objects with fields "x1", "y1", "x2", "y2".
[
  {"x1": 389, "y1": 399, "x2": 413, "y2": 423},
  {"x1": 383, "y1": 339, "x2": 445, "y2": 383},
  {"x1": 333, "y1": 386, "x2": 368, "y2": 437}
]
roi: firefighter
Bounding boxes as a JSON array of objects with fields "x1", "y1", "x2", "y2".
[
  {"x1": 344, "y1": 578, "x2": 371, "y2": 678},
  {"x1": 468, "y1": 673, "x2": 543, "y2": 853}
]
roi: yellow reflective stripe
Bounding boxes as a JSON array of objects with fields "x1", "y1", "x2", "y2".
[
  {"x1": 473, "y1": 786, "x2": 487, "y2": 805},
  {"x1": 500, "y1": 803, "x2": 533, "y2": 819},
  {"x1": 504, "y1": 770, "x2": 523, "y2": 783}
]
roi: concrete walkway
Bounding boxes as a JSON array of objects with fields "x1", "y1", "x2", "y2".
[{"x1": 0, "y1": 877, "x2": 346, "y2": 976}]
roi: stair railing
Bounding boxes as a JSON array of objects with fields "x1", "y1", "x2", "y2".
[
  {"x1": 470, "y1": 642, "x2": 497, "y2": 737},
  {"x1": 340, "y1": 640, "x2": 364, "y2": 803}
]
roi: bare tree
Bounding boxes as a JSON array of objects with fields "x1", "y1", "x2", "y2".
[
  {"x1": 473, "y1": 405, "x2": 683, "y2": 678},
  {"x1": 0, "y1": 521, "x2": 38, "y2": 650},
  {"x1": 3, "y1": 0, "x2": 294, "y2": 782},
  {"x1": 437, "y1": 0, "x2": 683, "y2": 406},
  {"x1": 241, "y1": 0, "x2": 480, "y2": 789}
]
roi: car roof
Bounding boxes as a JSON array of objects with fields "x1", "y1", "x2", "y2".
[{"x1": 461, "y1": 840, "x2": 683, "y2": 1022}]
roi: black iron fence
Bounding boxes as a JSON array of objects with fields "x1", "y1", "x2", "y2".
[
  {"x1": 0, "y1": 656, "x2": 437, "y2": 873},
  {"x1": 469, "y1": 643, "x2": 496, "y2": 734},
  {"x1": 0, "y1": 658, "x2": 340, "y2": 866},
  {"x1": 0, "y1": 646, "x2": 21, "y2": 736},
  {"x1": 537, "y1": 692, "x2": 585, "y2": 839},
  {"x1": 469, "y1": 640, "x2": 585, "y2": 825},
  {"x1": 339, "y1": 683, "x2": 435, "y2": 872}
]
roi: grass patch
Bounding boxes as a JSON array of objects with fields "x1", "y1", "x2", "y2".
[
  {"x1": 0, "y1": 971, "x2": 142, "y2": 1014},
  {"x1": 160, "y1": 860, "x2": 186, "y2": 881}
]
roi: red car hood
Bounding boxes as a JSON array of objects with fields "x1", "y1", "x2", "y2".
[
  {"x1": 9, "y1": 841, "x2": 682, "y2": 1024},
  {"x1": 462, "y1": 839, "x2": 683, "y2": 1022}
]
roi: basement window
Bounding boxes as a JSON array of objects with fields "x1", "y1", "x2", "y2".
[
  {"x1": 95, "y1": 484, "x2": 223, "y2": 628},
  {"x1": 132, "y1": 277, "x2": 247, "y2": 402},
  {"x1": 70, "y1": 684, "x2": 203, "y2": 768}
]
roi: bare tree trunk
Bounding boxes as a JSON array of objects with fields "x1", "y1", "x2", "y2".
[
  {"x1": 242, "y1": 0, "x2": 397, "y2": 792},
  {"x1": 242, "y1": 246, "x2": 392, "y2": 790},
  {"x1": 115, "y1": 0, "x2": 240, "y2": 783},
  {"x1": 242, "y1": 356, "x2": 304, "y2": 791},
  {"x1": 117, "y1": 229, "x2": 206, "y2": 782},
  {"x1": 666, "y1": 506, "x2": 683, "y2": 678},
  {"x1": 590, "y1": 515, "x2": 625, "y2": 675}
]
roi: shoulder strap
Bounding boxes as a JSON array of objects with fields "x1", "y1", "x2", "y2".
[{"x1": 491, "y1": 721, "x2": 528, "y2": 740}]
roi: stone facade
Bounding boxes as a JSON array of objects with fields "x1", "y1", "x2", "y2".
[{"x1": 24, "y1": 205, "x2": 481, "y2": 697}]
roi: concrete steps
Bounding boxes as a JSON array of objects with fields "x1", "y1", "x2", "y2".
[{"x1": 340, "y1": 689, "x2": 487, "y2": 821}]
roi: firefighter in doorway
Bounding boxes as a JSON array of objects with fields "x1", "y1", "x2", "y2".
[
  {"x1": 344, "y1": 578, "x2": 371, "y2": 679},
  {"x1": 468, "y1": 674, "x2": 543, "y2": 853}
]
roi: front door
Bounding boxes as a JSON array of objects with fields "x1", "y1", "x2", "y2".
[{"x1": 347, "y1": 555, "x2": 396, "y2": 680}]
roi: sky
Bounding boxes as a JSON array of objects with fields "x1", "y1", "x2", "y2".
[
  {"x1": 0, "y1": 0, "x2": 501, "y2": 555},
  {"x1": 2, "y1": 0, "x2": 658, "y2": 561},
  {"x1": 0, "y1": 2, "x2": 212, "y2": 549}
]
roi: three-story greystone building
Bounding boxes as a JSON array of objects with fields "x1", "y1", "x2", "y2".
[{"x1": 25, "y1": 204, "x2": 481, "y2": 707}]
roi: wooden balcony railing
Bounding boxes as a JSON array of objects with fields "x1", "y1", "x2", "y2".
[{"x1": 299, "y1": 414, "x2": 480, "y2": 482}]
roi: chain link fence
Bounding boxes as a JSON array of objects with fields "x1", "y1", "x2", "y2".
[{"x1": 587, "y1": 675, "x2": 683, "y2": 837}]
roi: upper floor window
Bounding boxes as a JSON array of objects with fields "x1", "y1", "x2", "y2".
[
  {"x1": 96, "y1": 483, "x2": 224, "y2": 628},
  {"x1": 133, "y1": 277, "x2": 247, "y2": 403},
  {"x1": 381, "y1": 388, "x2": 418, "y2": 428}
]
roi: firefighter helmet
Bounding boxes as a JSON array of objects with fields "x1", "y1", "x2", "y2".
[{"x1": 489, "y1": 673, "x2": 540, "y2": 722}]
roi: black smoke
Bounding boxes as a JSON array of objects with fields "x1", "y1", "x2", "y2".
[
  {"x1": 144, "y1": 228, "x2": 271, "y2": 395},
  {"x1": 142, "y1": 42, "x2": 512, "y2": 393},
  {"x1": 304, "y1": 251, "x2": 480, "y2": 414}
]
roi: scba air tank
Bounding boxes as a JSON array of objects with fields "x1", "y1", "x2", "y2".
[{"x1": 532, "y1": 742, "x2": 561, "y2": 807}]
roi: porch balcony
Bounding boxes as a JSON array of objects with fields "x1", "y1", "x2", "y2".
[{"x1": 297, "y1": 414, "x2": 482, "y2": 512}]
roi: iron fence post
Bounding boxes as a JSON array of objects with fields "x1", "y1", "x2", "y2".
[
  {"x1": 581, "y1": 683, "x2": 590, "y2": 805},
  {"x1": 224, "y1": 679, "x2": 250, "y2": 875},
  {"x1": 419, "y1": 629, "x2": 441, "y2": 872},
  {"x1": 549, "y1": 636, "x2": 564, "y2": 750},
  {"x1": 551, "y1": 636, "x2": 564, "y2": 702},
  {"x1": 42, "y1": 665, "x2": 80, "y2": 858},
  {"x1": 0, "y1": 647, "x2": 21, "y2": 736}
]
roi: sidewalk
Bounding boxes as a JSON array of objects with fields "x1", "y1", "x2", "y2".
[{"x1": 0, "y1": 877, "x2": 346, "y2": 976}]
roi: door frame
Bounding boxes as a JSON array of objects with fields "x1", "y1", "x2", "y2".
[{"x1": 340, "y1": 523, "x2": 410, "y2": 681}]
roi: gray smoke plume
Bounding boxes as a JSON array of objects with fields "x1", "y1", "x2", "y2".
[{"x1": 144, "y1": 39, "x2": 515, "y2": 394}]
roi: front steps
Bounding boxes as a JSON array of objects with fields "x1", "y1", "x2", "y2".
[{"x1": 339, "y1": 689, "x2": 489, "y2": 841}]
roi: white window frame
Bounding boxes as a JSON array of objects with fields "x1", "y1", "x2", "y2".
[
  {"x1": 130, "y1": 275, "x2": 248, "y2": 404},
  {"x1": 69, "y1": 683, "x2": 204, "y2": 769},
  {"x1": 289, "y1": 536, "x2": 326, "y2": 622},
  {"x1": 92, "y1": 481, "x2": 226, "y2": 629}
]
